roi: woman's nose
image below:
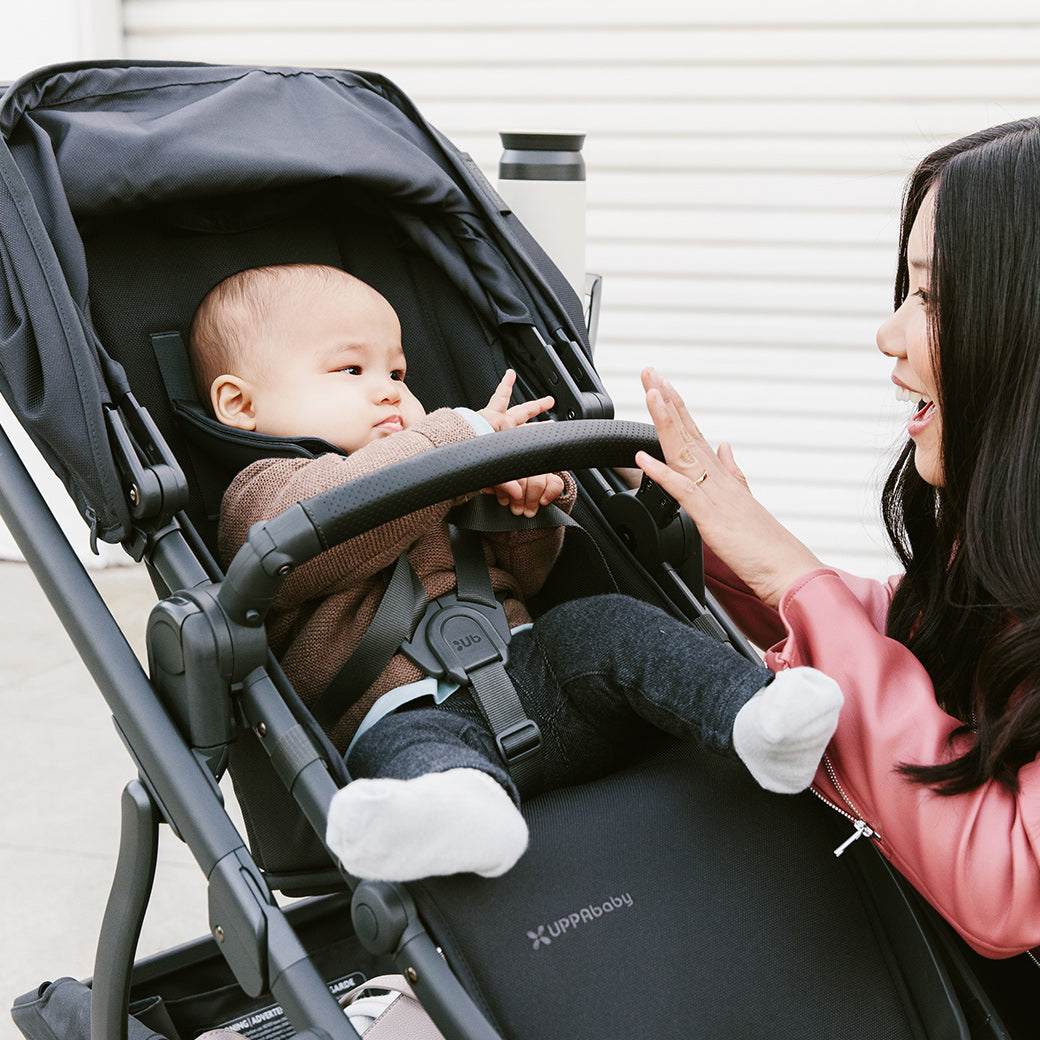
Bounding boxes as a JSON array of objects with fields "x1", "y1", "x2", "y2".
[{"x1": 876, "y1": 308, "x2": 905, "y2": 359}]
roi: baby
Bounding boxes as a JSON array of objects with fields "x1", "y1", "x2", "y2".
[{"x1": 194, "y1": 263, "x2": 843, "y2": 882}]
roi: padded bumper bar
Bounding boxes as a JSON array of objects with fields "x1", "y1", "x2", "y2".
[{"x1": 217, "y1": 420, "x2": 662, "y2": 628}]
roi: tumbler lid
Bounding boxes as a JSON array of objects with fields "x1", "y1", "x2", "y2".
[
  {"x1": 499, "y1": 131, "x2": 586, "y2": 181},
  {"x1": 499, "y1": 130, "x2": 586, "y2": 152}
]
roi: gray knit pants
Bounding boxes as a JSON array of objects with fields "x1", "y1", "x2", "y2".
[{"x1": 347, "y1": 593, "x2": 771, "y2": 805}]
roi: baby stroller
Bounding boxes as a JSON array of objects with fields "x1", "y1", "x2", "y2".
[{"x1": 0, "y1": 60, "x2": 1028, "y2": 1040}]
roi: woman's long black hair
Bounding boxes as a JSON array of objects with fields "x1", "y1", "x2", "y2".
[{"x1": 883, "y1": 117, "x2": 1040, "y2": 793}]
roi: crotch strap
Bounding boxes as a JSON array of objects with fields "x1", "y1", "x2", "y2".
[{"x1": 401, "y1": 523, "x2": 543, "y2": 796}]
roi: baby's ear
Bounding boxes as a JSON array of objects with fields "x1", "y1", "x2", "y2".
[{"x1": 211, "y1": 375, "x2": 257, "y2": 431}]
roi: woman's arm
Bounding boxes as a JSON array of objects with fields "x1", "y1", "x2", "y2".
[
  {"x1": 702, "y1": 545, "x2": 786, "y2": 650},
  {"x1": 635, "y1": 367, "x2": 1040, "y2": 956},
  {"x1": 773, "y1": 569, "x2": 1040, "y2": 959}
]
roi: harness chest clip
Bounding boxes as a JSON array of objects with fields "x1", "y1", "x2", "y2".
[
  {"x1": 401, "y1": 594, "x2": 512, "y2": 686},
  {"x1": 401, "y1": 594, "x2": 544, "y2": 781}
]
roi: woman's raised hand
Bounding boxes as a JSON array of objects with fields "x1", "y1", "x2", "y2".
[{"x1": 635, "y1": 367, "x2": 823, "y2": 609}]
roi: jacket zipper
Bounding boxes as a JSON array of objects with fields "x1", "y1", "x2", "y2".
[
  {"x1": 811, "y1": 754, "x2": 880, "y2": 857},
  {"x1": 815, "y1": 758, "x2": 1040, "y2": 968}
]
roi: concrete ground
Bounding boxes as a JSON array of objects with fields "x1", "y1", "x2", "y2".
[{"x1": 0, "y1": 560, "x2": 247, "y2": 1040}]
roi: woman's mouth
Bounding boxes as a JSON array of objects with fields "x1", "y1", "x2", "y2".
[
  {"x1": 894, "y1": 385, "x2": 936, "y2": 436},
  {"x1": 905, "y1": 394, "x2": 936, "y2": 438}
]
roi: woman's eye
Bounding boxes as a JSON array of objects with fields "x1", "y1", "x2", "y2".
[{"x1": 912, "y1": 287, "x2": 932, "y2": 306}]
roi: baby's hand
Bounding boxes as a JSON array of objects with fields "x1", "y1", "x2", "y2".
[
  {"x1": 490, "y1": 471, "x2": 566, "y2": 518},
  {"x1": 477, "y1": 369, "x2": 554, "y2": 432},
  {"x1": 476, "y1": 370, "x2": 559, "y2": 515}
]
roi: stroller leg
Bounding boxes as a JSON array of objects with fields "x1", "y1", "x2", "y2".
[{"x1": 91, "y1": 779, "x2": 160, "y2": 1040}]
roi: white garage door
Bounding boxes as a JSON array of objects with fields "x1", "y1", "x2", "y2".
[{"x1": 120, "y1": 1, "x2": 1040, "y2": 579}]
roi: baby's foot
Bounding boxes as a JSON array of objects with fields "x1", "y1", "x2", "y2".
[
  {"x1": 732, "y1": 667, "x2": 843, "y2": 793},
  {"x1": 326, "y1": 767, "x2": 529, "y2": 881}
]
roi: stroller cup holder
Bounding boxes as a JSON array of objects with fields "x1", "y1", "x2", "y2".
[{"x1": 602, "y1": 473, "x2": 698, "y2": 569}]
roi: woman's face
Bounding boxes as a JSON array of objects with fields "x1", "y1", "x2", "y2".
[{"x1": 877, "y1": 187, "x2": 943, "y2": 486}]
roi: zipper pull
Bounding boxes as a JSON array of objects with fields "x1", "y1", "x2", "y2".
[{"x1": 833, "y1": 818, "x2": 875, "y2": 857}]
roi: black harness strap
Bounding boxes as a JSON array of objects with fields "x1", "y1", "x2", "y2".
[
  {"x1": 312, "y1": 497, "x2": 560, "y2": 795},
  {"x1": 310, "y1": 482, "x2": 628, "y2": 800},
  {"x1": 444, "y1": 523, "x2": 543, "y2": 794},
  {"x1": 449, "y1": 521, "x2": 498, "y2": 607},
  {"x1": 150, "y1": 330, "x2": 198, "y2": 404},
  {"x1": 448, "y1": 492, "x2": 572, "y2": 537},
  {"x1": 150, "y1": 331, "x2": 229, "y2": 521},
  {"x1": 449, "y1": 493, "x2": 618, "y2": 604},
  {"x1": 311, "y1": 551, "x2": 428, "y2": 731}
]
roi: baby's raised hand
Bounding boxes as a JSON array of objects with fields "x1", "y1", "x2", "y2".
[
  {"x1": 478, "y1": 370, "x2": 560, "y2": 516},
  {"x1": 478, "y1": 369, "x2": 554, "y2": 432}
]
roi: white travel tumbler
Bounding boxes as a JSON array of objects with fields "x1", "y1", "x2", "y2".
[{"x1": 497, "y1": 131, "x2": 587, "y2": 298}]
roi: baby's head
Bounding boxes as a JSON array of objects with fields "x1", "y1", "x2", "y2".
[{"x1": 190, "y1": 263, "x2": 425, "y2": 453}]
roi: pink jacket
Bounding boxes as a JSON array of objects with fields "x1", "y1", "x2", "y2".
[{"x1": 706, "y1": 551, "x2": 1040, "y2": 959}]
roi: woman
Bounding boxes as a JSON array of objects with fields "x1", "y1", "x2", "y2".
[{"x1": 636, "y1": 117, "x2": 1040, "y2": 961}]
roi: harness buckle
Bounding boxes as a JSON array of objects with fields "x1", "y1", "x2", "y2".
[{"x1": 401, "y1": 594, "x2": 511, "y2": 687}]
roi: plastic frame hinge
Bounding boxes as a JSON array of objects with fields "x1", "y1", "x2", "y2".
[{"x1": 105, "y1": 394, "x2": 189, "y2": 525}]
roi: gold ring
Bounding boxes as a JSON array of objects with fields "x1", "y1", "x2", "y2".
[{"x1": 694, "y1": 470, "x2": 708, "y2": 487}]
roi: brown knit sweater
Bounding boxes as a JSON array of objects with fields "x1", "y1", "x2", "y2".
[{"x1": 219, "y1": 408, "x2": 576, "y2": 750}]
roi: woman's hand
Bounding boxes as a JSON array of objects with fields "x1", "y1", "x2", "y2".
[
  {"x1": 478, "y1": 369, "x2": 562, "y2": 517},
  {"x1": 635, "y1": 367, "x2": 824, "y2": 609}
]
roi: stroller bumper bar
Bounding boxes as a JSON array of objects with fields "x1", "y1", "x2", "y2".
[{"x1": 218, "y1": 420, "x2": 662, "y2": 628}]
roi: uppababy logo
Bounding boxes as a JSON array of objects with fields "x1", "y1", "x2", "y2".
[
  {"x1": 528, "y1": 924, "x2": 552, "y2": 949},
  {"x1": 526, "y1": 893, "x2": 634, "y2": 950}
]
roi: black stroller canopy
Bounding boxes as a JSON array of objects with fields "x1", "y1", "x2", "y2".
[{"x1": 0, "y1": 62, "x2": 583, "y2": 544}]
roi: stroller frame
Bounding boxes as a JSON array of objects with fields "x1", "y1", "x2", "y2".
[
  {"x1": 0, "y1": 405, "x2": 362, "y2": 1040},
  {"x1": 0, "y1": 61, "x2": 674, "y2": 1034},
  {"x1": 2, "y1": 59, "x2": 1030, "y2": 1040},
  {"x1": 0, "y1": 364, "x2": 674, "y2": 1040}
]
